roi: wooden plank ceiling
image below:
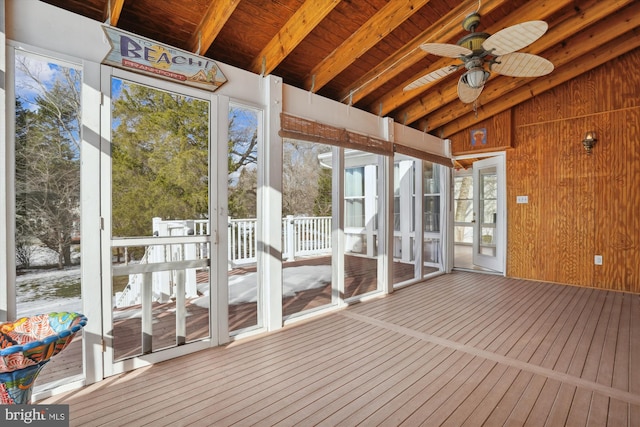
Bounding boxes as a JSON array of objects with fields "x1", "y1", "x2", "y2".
[{"x1": 39, "y1": 0, "x2": 638, "y2": 139}]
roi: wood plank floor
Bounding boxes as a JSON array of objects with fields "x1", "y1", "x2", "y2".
[
  {"x1": 41, "y1": 272, "x2": 640, "y2": 426},
  {"x1": 34, "y1": 257, "x2": 421, "y2": 386}
]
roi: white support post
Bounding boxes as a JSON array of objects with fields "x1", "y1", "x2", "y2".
[
  {"x1": 0, "y1": 3, "x2": 12, "y2": 321},
  {"x1": 414, "y1": 161, "x2": 424, "y2": 279},
  {"x1": 286, "y1": 215, "x2": 295, "y2": 261},
  {"x1": 380, "y1": 116, "x2": 394, "y2": 294},
  {"x1": 175, "y1": 269, "x2": 186, "y2": 346},
  {"x1": 260, "y1": 74, "x2": 283, "y2": 331},
  {"x1": 184, "y1": 220, "x2": 197, "y2": 298},
  {"x1": 364, "y1": 164, "x2": 377, "y2": 258},
  {"x1": 141, "y1": 272, "x2": 153, "y2": 354},
  {"x1": 378, "y1": 154, "x2": 393, "y2": 294},
  {"x1": 399, "y1": 160, "x2": 413, "y2": 263},
  {"x1": 333, "y1": 147, "x2": 345, "y2": 306},
  {"x1": 214, "y1": 95, "x2": 228, "y2": 345}
]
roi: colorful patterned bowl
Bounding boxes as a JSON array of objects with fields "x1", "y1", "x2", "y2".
[{"x1": 0, "y1": 312, "x2": 87, "y2": 404}]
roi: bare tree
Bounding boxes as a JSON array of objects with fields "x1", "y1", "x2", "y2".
[
  {"x1": 228, "y1": 107, "x2": 259, "y2": 218},
  {"x1": 15, "y1": 54, "x2": 81, "y2": 268},
  {"x1": 282, "y1": 140, "x2": 331, "y2": 216}
]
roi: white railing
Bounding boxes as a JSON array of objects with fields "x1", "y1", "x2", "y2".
[
  {"x1": 115, "y1": 216, "x2": 334, "y2": 307},
  {"x1": 227, "y1": 216, "x2": 332, "y2": 266},
  {"x1": 114, "y1": 218, "x2": 205, "y2": 308},
  {"x1": 115, "y1": 245, "x2": 151, "y2": 308},
  {"x1": 228, "y1": 218, "x2": 258, "y2": 266},
  {"x1": 283, "y1": 215, "x2": 332, "y2": 261}
]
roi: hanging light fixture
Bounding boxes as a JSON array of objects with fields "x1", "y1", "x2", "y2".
[
  {"x1": 582, "y1": 130, "x2": 597, "y2": 154},
  {"x1": 461, "y1": 66, "x2": 490, "y2": 89}
]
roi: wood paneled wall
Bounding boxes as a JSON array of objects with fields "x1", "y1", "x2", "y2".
[
  {"x1": 449, "y1": 109, "x2": 513, "y2": 155},
  {"x1": 451, "y1": 47, "x2": 640, "y2": 293}
]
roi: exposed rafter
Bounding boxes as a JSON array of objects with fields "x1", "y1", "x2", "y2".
[
  {"x1": 339, "y1": 0, "x2": 505, "y2": 105},
  {"x1": 303, "y1": 0, "x2": 433, "y2": 93},
  {"x1": 43, "y1": 0, "x2": 638, "y2": 139},
  {"x1": 367, "y1": 0, "x2": 573, "y2": 117},
  {"x1": 105, "y1": 0, "x2": 124, "y2": 26},
  {"x1": 250, "y1": 0, "x2": 340, "y2": 76},
  {"x1": 395, "y1": 0, "x2": 636, "y2": 127},
  {"x1": 440, "y1": 29, "x2": 640, "y2": 137},
  {"x1": 187, "y1": 0, "x2": 240, "y2": 54}
]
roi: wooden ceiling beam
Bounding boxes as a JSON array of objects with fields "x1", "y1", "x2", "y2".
[
  {"x1": 423, "y1": 2, "x2": 640, "y2": 134},
  {"x1": 439, "y1": 28, "x2": 640, "y2": 138},
  {"x1": 187, "y1": 0, "x2": 240, "y2": 54},
  {"x1": 303, "y1": 0, "x2": 432, "y2": 93},
  {"x1": 105, "y1": 0, "x2": 125, "y2": 26},
  {"x1": 338, "y1": 0, "x2": 499, "y2": 104},
  {"x1": 396, "y1": 0, "x2": 636, "y2": 127},
  {"x1": 368, "y1": 0, "x2": 576, "y2": 117},
  {"x1": 249, "y1": 0, "x2": 340, "y2": 76}
]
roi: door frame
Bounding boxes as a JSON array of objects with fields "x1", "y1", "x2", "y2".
[
  {"x1": 472, "y1": 156, "x2": 505, "y2": 272},
  {"x1": 100, "y1": 65, "x2": 220, "y2": 376},
  {"x1": 449, "y1": 152, "x2": 507, "y2": 274}
]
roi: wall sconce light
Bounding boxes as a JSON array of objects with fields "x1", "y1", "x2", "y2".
[{"x1": 582, "y1": 130, "x2": 597, "y2": 154}]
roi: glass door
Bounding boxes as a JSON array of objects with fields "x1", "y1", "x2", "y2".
[
  {"x1": 344, "y1": 151, "x2": 380, "y2": 299},
  {"x1": 471, "y1": 156, "x2": 504, "y2": 272},
  {"x1": 13, "y1": 49, "x2": 85, "y2": 389},
  {"x1": 101, "y1": 68, "x2": 215, "y2": 375}
]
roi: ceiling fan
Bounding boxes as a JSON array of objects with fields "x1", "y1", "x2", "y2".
[{"x1": 404, "y1": 12, "x2": 554, "y2": 104}]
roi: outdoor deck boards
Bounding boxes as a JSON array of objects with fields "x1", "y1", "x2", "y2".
[{"x1": 41, "y1": 271, "x2": 640, "y2": 426}]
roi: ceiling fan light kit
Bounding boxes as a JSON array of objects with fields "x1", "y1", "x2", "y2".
[
  {"x1": 406, "y1": 12, "x2": 554, "y2": 104},
  {"x1": 462, "y1": 67, "x2": 490, "y2": 89}
]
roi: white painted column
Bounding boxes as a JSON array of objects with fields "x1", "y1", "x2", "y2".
[
  {"x1": 260, "y1": 74, "x2": 283, "y2": 331},
  {"x1": 0, "y1": 3, "x2": 14, "y2": 321},
  {"x1": 81, "y1": 59, "x2": 104, "y2": 383},
  {"x1": 398, "y1": 160, "x2": 413, "y2": 263},
  {"x1": 364, "y1": 164, "x2": 377, "y2": 258},
  {"x1": 213, "y1": 94, "x2": 227, "y2": 345},
  {"x1": 332, "y1": 147, "x2": 345, "y2": 306},
  {"x1": 379, "y1": 117, "x2": 394, "y2": 294}
]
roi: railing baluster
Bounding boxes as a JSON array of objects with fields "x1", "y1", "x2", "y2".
[
  {"x1": 155, "y1": 216, "x2": 332, "y2": 266},
  {"x1": 141, "y1": 272, "x2": 153, "y2": 354}
]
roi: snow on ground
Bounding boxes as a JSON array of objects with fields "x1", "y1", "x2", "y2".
[
  {"x1": 16, "y1": 267, "x2": 82, "y2": 317},
  {"x1": 191, "y1": 264, "x2": 331, "y2": 309},
  {"x1": 16, "y1": 262, "x2": 332, "y2": 317}
]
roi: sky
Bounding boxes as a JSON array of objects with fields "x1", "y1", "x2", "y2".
[{"x1": 15, "y1": 51, "x2": 81, "y2": 111}]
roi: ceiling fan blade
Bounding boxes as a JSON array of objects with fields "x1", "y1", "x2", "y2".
[
  {"x1": 420, "y1": 43, "x2": 472, "y2": 58},
  {"x1": 457, "y1": 76, "x2": 483, "y2": 104},
  {"x1": 403, "y1": 64, "x2": 459, "y2": 91},
  {"x1": 491, "y1": 52, "x2": 554, "y2": 77},
  {"x1": 482, "y1": 21, "x2": 548, "y2": 56}
]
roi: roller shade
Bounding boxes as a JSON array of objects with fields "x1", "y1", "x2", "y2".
[
  {"x1": 393, "y1": 143, "x2": 454, "y2": 167},
  {"x1": 279, "y1": 113, "x2": 392, "y2": 157},
  {"x1": 281, "y1": 113, "x2": 452, "y2": 166}
]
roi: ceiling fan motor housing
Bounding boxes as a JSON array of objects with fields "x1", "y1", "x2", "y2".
[
  {"x1": 408, "y1": 11, "x2": 553, "y2": 104},
  {"x1": 457, "y1": 32, "x2": 490, "y2": 54},
  {"x1": 459, "y1": 13, "x2": 490, "y2": 55},
  {"x1": 462, "y1": 12, "x2": 482, "y2": 32}
]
